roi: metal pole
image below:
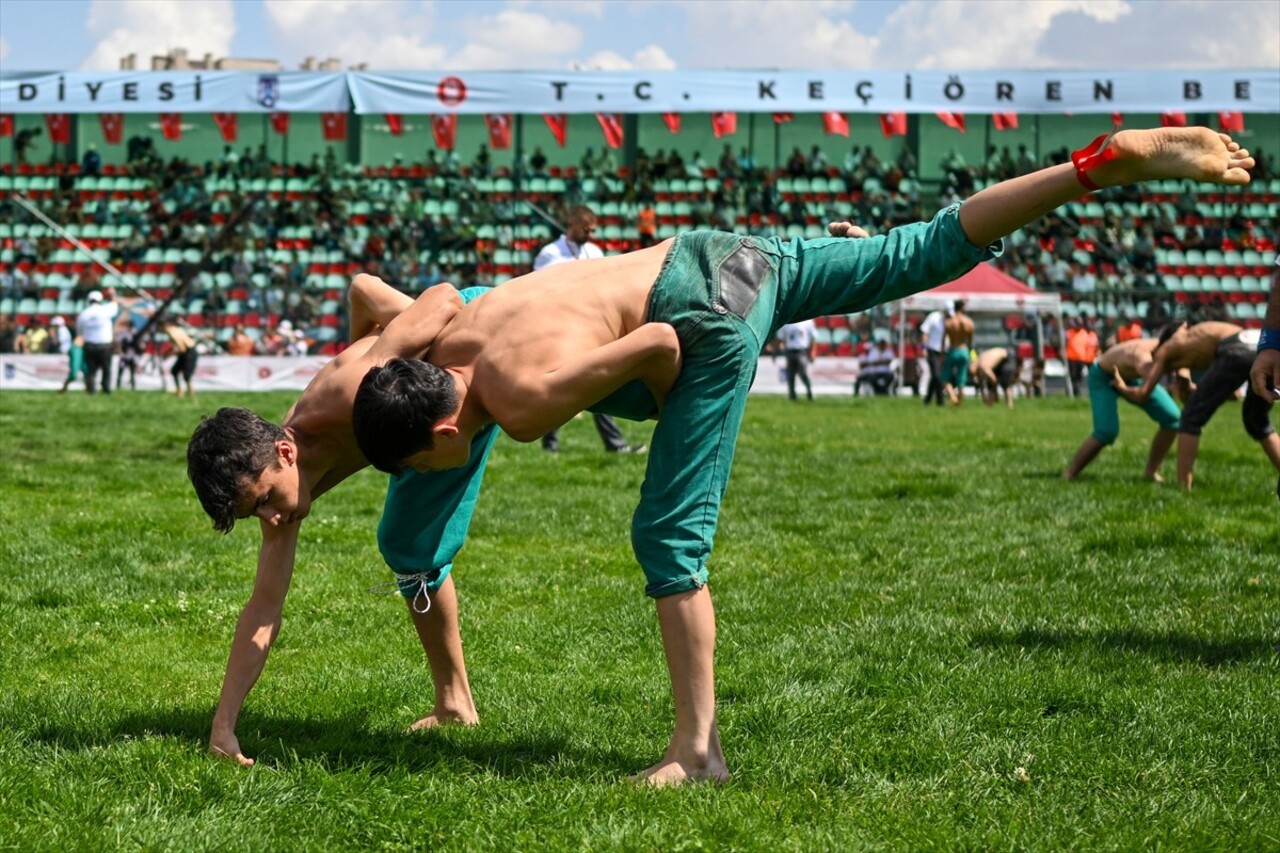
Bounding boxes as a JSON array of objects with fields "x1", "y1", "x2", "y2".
[{"x1": 11, "y1": 192, "x2": 148, "y2": 300}]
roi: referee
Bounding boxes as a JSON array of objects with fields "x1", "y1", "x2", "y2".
[{"x1": 76, "y1": 288, "x2": 119, "y2": 394}]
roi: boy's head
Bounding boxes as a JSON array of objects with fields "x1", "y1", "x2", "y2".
[
  {"x1": 353, "y1": 359, "x2": 462, "y2": 474},
  {"x1": 187, "y1": 407, "x2": 287, "y2": 533}
]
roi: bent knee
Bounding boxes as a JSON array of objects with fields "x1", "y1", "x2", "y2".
[{"x1": 1091, "y1": 430, "x2": 1118, "y2": 446}]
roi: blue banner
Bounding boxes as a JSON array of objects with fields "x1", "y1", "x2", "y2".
[
  {"x1": 2, "y1": 69, "x2": 1276, "y2": 115},
  {"x1": 0, "y1": 71, "x2": 350, "y2": 114}
]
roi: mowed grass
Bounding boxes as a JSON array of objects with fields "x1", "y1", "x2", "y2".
[{"x1": 1, "y1": 388, "x2": 1276, "y2": 851}]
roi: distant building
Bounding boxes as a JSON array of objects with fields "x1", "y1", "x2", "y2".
[{"x1": 119, "y1": 49, "x2": 358, "y2": 72}]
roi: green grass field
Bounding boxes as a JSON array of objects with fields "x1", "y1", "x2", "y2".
[{"x1": 1, "y1": 389, "x2": 1276, "y2": 851}]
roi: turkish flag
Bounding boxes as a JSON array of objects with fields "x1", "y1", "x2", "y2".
[
  {"x1": 270, "y1": 112, "x2": 290, "y2": 135},
  {"x1": 1219, "y1": 111, "x2": 1245, "y2": 133},
  {"x1": 992, "y1": 112, "x2": 1018, "y2": 131},
  {"x1": 822, "y1": 112, "x2": 849, "y2": 137},
  {"x1": 772, "y1": 113, "x2": 795, "y2": 124},
  {"x1": 936, "y1": 112, "x2": 966, "y2": 132},
  {"x1": 543, "y1": 114, "x2": 568, "y2": 147},
  {"x1": 158, "y1": 113, "x2": 182, "y2": 142},
  {"x1": 430, "y1": 114, "x2": 456, "y2": 150},
  {"x1": 1111, "y1": 112, "x2": 1124, "y2": 128},
  {"x1": 321, "y1": 112, "x2": 347, "y2": 141},
  {"x1": 212, "y1": 113, "x2": 238, "y2": 142},
  {"x1": 485, "y1": 113, "x2": 512, "y2": 150},
  {"x1": 386, "y1": 114, "x2": 404, "y2": 136},
  {"x1": 99, "y1": 113, "x2": 124, "y2": 145},
  {"x1": 711, "y1": 112, "x2": 738, "y2": 138},
  {"x1": 45, "y1": 113, "x2": 71, "y2": 144},
  {"x1": 661, "y1": 113, "x2": 681, "y2": 134},
  {"x1": 597, "y1": 112, "x2": 624, "y2": 149},
  {"x1": 879, "y1": 113, "x2": 906, "y2": 137},
  {"x1": 0, "y1": 115, "x2": 12, "y2": 138},
  {"x1": 1161, "y1": 112, "x2": 1188, "y2": 128}
]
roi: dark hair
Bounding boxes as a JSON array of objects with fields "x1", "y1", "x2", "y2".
[
  {"x1": 353, "y1": 359, "x2": 459, "y2": 474},
  {"x1": 187, "y1": 407, "x2": 285, "y2": 533},
  {"x1": 1156, "y1": 321, "x2": 1189, "y2": 348},
  {"x1": 953, "y1": 299, "x2": 966, "y2": 313}
]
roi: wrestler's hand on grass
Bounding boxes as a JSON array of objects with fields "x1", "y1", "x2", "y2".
[
  {"x1": 1250, "y1": 349, "x2": 1280, "y2": 401},
  {"x1": 827, "y1": 222, "x2": 871, "y2": 239},
  {"x1": 209, "y1": 729, "x2": 255, "y2": 767}
]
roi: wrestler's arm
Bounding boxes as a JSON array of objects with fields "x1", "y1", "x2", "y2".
[
  {"x1": 1116, "y1": 350, "x2": 1170, "y2": 404},
  {"x1": 349, "y1": 276, "x2": 458, "y2": 344},
  {"x1": 1250, "y1": 268, "x2": 1280, "y2": 400},
  {"x1": 499, "y1": 323, "x2": 682, "y2": 442},
  {"x1": 366, "y1": 283, "x2": 464, "y2": 360},
  {"x1": 209, "y1": 520, "x2": 298, "y2": 767}
]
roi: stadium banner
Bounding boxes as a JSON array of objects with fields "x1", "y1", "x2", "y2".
[
  {"x1": 346, "y1": 69, "x2": 1278, "y2": 115},
  {"x1": 3, "y1": 353, "x2": 873, "y2": 395},
  {"x1": 0, "y1": 354, "x2": 329, "y2": 391},
  {"x1": 0, "y1": 71, "x2": 350, "y2": 114}
]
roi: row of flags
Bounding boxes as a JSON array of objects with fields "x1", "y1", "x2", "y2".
[{"x1": 1, "y1": 110, "x2": 1248, "y2": 150}]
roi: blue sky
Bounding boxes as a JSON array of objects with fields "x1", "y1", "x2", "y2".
[{"x1": 0, "y1": 0, "x2": 1276, "y2": 72}]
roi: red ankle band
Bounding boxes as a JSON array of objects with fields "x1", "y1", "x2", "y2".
[{"x1": 1071, "y1": 132, "x2": 1117, "y2": 192}]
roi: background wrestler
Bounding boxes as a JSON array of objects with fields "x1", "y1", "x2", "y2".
[
  {"x1": 1117, "y1": 320, "x2": 1280, "y2": 491},
  {"x1": 1062, "y1": 337, "x2": 1183, "y2": 481}
]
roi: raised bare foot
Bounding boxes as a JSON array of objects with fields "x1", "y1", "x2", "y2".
[
  {"x1": 406, "y1": 707, "x2": 479, "y2": 732},
  {"x1": 1144, "y1": 471, "x2": 1165, "y2": 484},
  {"x1": 1086, "y1": 127, "x2": 1254, "y2": 189},
  {"x1": 628, "y1": 753, "x2": 730, "y2": 787}
]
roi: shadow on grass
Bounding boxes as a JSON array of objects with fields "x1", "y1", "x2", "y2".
[
  {"x1": 969, "y1": 627, "x2": 1280, "y2": 667},
  {"x1": 26, "y1": 706, "x2": 641, "y2": 780}
]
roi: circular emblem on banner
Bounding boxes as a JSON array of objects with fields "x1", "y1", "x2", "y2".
[
  {"x1": 437, "y1": 76, "x2": 467, "y2": 107},
  {"x1": 258, "y1": 367, "x2": 272, "y2": 380}
]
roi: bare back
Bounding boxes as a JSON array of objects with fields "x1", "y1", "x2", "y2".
[
  {"x1": 430, "y1": 240, "x2": 673, "y2": 397},
  {"x1": 944, "y1": 313, "x2": 974, "y2": 349},
  {"x1": 1156, "y1": 321, "x2": 1242, "y2": 372}
]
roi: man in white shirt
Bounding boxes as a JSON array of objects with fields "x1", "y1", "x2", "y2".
[
  {"x1": 532, "y1": 205, "x2": 645, "y2": 455},
  {"x1": 76, "y1": 288, "x2": 120, "y2": 394},
  {"x1": 777, "y1": 319, "x2": 816, "y2": 401},
  {"x1": 919, "y1": 306, "x2": 948, "y2": 406}
]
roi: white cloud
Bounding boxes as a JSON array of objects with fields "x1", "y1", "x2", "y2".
[
  {"x1": 680, "y1": 0, "x2": 878, "y2": 68},
  {"x1": 0, "y1": 35, "x2": 9, "y2": 63},
  {"x1": 576, "y1": 45, "x2": 677, "y2": 71},
  {"x1": 451, "y1": 9, "x2": 584, "y2": 69},
  {"x1": 82, "y1": 0, "x2": 236, "y2": 71}
]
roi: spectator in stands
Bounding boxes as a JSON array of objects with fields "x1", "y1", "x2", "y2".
[
  {"x1": 808, "y1": 145, "x2": 828, "y2": 177},
  {"x1": 1118, "y1": 320, "x2": 1279, "y2": 491},
  {"x1": 77, "y1": 289, "x2": 119, "y2": 394},
  {"x1": 0, "y1": 317, "x2": 18, "y2": 354},
  {"x1": 14, "y1": 126, "x2": 41, "y2": 164},
  {"x1": 81, "y1": 144, "x2": 102, "y2": 177},
  {"x1": 16, "y1": 318, "x2": 50, "y2": 354},
  {"x1": 1070, "y1": 262, "x2": 1097, "y2": 294},
  {"x1": 717, "y1": 145, "x2": 738, "y2": 179},
  {"x1": 637, "y1": 204, "x2": 658, "y2": 249},
  {"x1": 531, "y1": 205, "x2": 645, "y2": 455},
  {"x1": 49, "y1": 315, "x2": 72, "y2": 355},
  {"x1": 225, "y1": 323, "x2": 257, "y2": 356},
  {"x1": 777, "y1": 319, "x2": 816, "y2": 401}
]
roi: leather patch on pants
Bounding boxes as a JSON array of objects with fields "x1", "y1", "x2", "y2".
[{"x1": 716, "y1": 241, "x2": 768, "y2": 319}]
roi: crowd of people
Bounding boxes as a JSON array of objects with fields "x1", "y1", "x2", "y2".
[{"x1": 1, "y1": 127, "x2": 1276, "y2": 377}]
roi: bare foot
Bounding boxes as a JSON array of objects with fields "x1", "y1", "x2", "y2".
[
  {"x1": 1144, "y1": 471, "x2": 1165, "y2": 484},
  {"x1": 1088, "y1": 128, "x2": 1254, "y2": 188},
  {"x1": 628, "y1": 753, "x2": 730, "y2": 787},
  {"x1": 406, "y1": 707, "x2": 479, "y2": 732}
]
